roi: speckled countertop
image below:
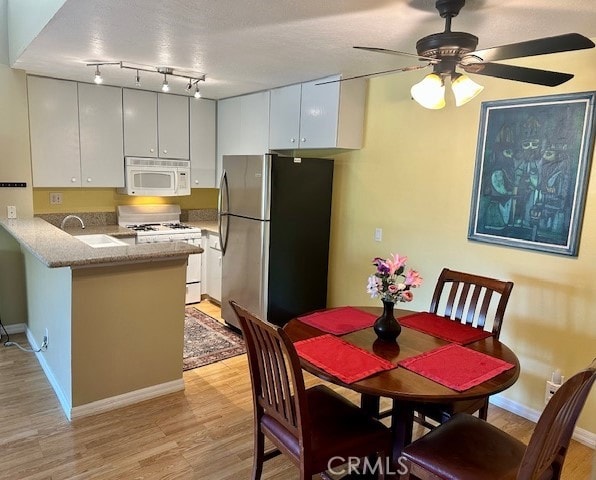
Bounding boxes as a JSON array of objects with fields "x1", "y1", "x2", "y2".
[{"x1": 0, "y1": 218, "x2": 205, "y2": 268}]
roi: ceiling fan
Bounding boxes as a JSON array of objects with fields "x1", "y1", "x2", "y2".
[{"x1": 333, "y1": 0, "x2": 595, "y2": 109}]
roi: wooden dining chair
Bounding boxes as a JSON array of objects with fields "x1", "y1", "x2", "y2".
[
  {"x1": 400, "y1": 360, "x2": 596, "y2": 480},
  {"x1": 415, "y1": 267, "x2": 514, "y2": 427},
  {"x1": 230, "y1": 301, "x2": 392, "y2": 480}
]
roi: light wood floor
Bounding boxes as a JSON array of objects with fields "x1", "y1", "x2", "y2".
[{"x1": 1, "y1": 329, "x2": 593, "y2": 479}]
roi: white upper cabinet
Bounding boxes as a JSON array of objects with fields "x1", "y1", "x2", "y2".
[
  {"x1": 123, "y1": 89, "x2": 190, "y2": 160},
  {"x1": 123, "y1": 89, "x2": 158, "y2": 157},
  {"x1": 158, "y1": 93, "x2": 189, "y2": 159},
  {"x1": 78, "y1": 83, "x2": 124, "y2": 187},
  {"x1": 269, "y1": 74, "x2": 366, "y2": 150},
  {"x1": 190, "y1": 98, "x2": 216, "y2": 188},
  {"x1": 28, "y1": 76, "x2": 81, "y2": 187},
  {"x1": 217, "y1": 91, "x2": 270, "y2": 180}
]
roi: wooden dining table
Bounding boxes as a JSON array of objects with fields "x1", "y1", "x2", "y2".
[{"x1": 284, "y1": 306, "x2": 521, "y2": 466}]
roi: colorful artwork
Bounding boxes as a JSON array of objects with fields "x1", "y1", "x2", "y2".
[{"x1": 469, "y1": 92, "x2": 596, "y2": 256}]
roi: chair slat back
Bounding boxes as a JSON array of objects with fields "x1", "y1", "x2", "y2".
[
  {"x1": 518, "y1": 360, "x2": 595, "y2": 480},
  {"x1": 231, "y1": 301, "x2": 307, "y2": 440},
  {"x1": 430, "y1": 268, "x2": 514, "y2": 338}
]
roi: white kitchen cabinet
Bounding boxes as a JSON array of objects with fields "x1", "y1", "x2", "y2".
[
  {"x1": 269, "y1": 74, "x2": 366, "y2": 150},
  {"x1": 28, "y1": 76, "x2": 81, "y2": 187},
  {"x1": 158, "y1": 93, "x2": 189, "y2": 159},
  {"x1": 78, "y1": 83, "x2": 124, "y2": 187},
  {"x1": 190, "y1": 98, "x2": 216, "y2": 188},
  {"x1": 205, "y1": 233, "x2": 222, "y2": 303},
  {"x1": 217, "y1": 90, "x2": 270, "y2": 180},
  {"x1": 123, "y1": 89, "x2": 189, "y2": 159},
  {"x1": 123, "y1": 89, "x2": 158, "y2": 157}
]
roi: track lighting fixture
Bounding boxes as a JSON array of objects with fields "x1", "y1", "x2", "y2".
[
  {"x1": 86, "y1": 61, "x2": 206, "y2": 97},
  {"x1": 161, "y1": 74, "x2": 170, "y2": 92},
  {"x1": 410, "y1": 71, "x2": 483, "y2": 109},
  {"x1": 93, "y1": 65, "x2": 103, "y2": 84}
]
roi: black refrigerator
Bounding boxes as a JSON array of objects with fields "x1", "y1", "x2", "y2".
[{"x1": 218, "y1": 154, "x2": 334, "y2": 328}]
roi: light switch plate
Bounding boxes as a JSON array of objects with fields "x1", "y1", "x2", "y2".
[{"x1": 7, "y1": 206, "x2": 16, "y2": 219}]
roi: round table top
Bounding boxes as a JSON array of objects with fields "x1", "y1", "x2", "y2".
[{"x1": 284, "y1": 306, "x2": 520, "y2": 404}]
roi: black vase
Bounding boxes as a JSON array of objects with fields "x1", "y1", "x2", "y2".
[{"x1": 373, "y1": 300, "x2": 402, "y2": 342}]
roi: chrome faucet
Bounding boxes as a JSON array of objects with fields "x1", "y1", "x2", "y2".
[{"x1": 61, "y1": 215, "x2": 85, "y2": 230}]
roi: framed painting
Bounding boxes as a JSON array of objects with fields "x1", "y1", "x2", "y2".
[{"x1": 468, "y1": 91, "x2": 596, "y2": 256}]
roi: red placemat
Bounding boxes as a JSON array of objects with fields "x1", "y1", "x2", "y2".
[
  {"x1": 294, "y1": 334, "x2": 395, "y2": 384},
  {"x1": 399, "y1": 343, "x2": 515, "y2": 391},
  {"x1": 399, "y1": 312, "x2": 493, "y2": 345},
  {"x1": 297, "y1": 306, "x2": 376, "y2": 335}
]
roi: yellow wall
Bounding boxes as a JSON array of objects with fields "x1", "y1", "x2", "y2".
[
  {"x1": 328, "y1": 47, "x2": 596, "y2": 433},
  {"x1": 32, "y1": 187, "x2": 218, "y2": 214}
]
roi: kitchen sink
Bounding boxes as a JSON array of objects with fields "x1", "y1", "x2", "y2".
[{"x1": 73, "y1": 234, "x2": 128, "y2": 248}]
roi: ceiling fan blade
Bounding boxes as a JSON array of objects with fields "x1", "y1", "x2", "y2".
[
  {"x1": 316, "y1": 64, "x2": 431, "y2": 85},
  {"x1": 353, "y1": 46, "x2": 438, "y2": 63},
  {"x1": 470, "y1": 33, "x2": 595, "y2": 62},
  {"x1": 461, "y1": 62, "x2": 573, "y2": 87}
]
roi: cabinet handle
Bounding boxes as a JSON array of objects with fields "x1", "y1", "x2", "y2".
[
  {"x1": 71, "y1": 177, "x2": 77, "y2": 183},
  {"x1": 301, "y1": 138, "x2": 306, "y2": 143},
  {"x1": 163, "y1": 149, "x2": 168, "y2": 154},
  {"x1": 194, "y1": 179, "x2": 199, "y2": 184},
  {"x1": 290, "y1": 138, "x2": 296, "y2": 143},
  {"x1": 150, "y1": 148, "x2": 155, "y2": 153},
  {"x1": 86, "y1": 178, "x2": 92, "y2": 183}
]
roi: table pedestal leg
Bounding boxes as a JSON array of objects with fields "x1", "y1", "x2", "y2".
[{"x1": 390, "y1": 401, "x2": 414, "y2": 465}]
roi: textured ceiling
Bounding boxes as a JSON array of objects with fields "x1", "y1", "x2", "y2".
[{"x1": 11, "y1": 0, "x2": 596, "y2": 99}]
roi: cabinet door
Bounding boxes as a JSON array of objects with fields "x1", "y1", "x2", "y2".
[
  {"x1": 216, "y1": 96, "x2": 241, "y2": 180},
  {"x1": 78, "y1": 84, "x2": 124, "y2": 187},
  {"x1": 28, "y1": 76, "x2": 81, "y2": 187},
  {"x1": 299, "y1": 75, "x2": 340, "y2": 148},
  {"x1": 269, "y1": 84, "x2": 301, "y2": 150},
  {"x1": 240, "y1": 91, "x2": 270, "y2": 154},
  {"x1": 190, "y1": 98, "x2": 216, "y2": 187},
  {"x1": 206, "y1": 234, "x2": 222, "y2": 302},
  {"x1": 158, "y1": 93, "x2": 189, "y2": 159},
  {"x1": 123, "y1": 89, "x2": 158, "y2": 157}
]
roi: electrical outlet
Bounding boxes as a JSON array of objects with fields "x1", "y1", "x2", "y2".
[
  {"x1": 545, "y1": 380, "x2": 560, "y2": 404},
  {"x1": 49, "y1": 192, "x2": 62, "y2": 205},
  {"x1": 7, "y1": 205, "x2": 16, "y2": 219}
]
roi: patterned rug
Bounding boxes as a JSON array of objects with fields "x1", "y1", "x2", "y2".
[{"x1": 183, "y1": 307, "x2": 246, "y2": 371}]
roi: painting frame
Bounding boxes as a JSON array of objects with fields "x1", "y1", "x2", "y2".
[{"x1": 468, "y1": 91, "x2": 596, "y2": 256}]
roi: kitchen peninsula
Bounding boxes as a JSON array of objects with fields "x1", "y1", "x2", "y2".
[{"x1": 0, "y1": 217, "x2": 202, "y2": 420}]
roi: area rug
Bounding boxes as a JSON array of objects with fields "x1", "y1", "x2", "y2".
[{"x1": 183, "y1": 307, "x2": 246, "y2": 371}]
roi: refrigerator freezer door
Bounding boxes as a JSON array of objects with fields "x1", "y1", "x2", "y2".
[
  {"x1": 222, "y1": 155, "x2": 271, "y2": 220},
  {"x1": 221, "y1": 215, "x2": 269, "y2": 329}
]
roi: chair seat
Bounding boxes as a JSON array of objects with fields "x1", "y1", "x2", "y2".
[
  {"x1": 262, "y1": 385, "x2": 391, "y2": 472},
  {"x1": 402, "y1": 413, "x2": 526, "y2": 480}
]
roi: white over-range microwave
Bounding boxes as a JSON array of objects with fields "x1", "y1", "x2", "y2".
[{"x1": 119, "y1": 157, "x2": 191, "y2": 196}]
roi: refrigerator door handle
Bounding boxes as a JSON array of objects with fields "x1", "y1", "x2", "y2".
[{"x1": 218, "y1": 170, "x2": 230, "y2": 255}]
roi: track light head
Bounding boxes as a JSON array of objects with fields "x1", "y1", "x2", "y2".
[
  {"x1": 161, "y1": 74, "x2": 170, "y2": 92},
  {"x1": 194, "y1": 85, "x2": 201, "y2": 99},
  {"x1": 135, "y1": 70, "x2": 141, "y2": 87},
  {"x1": 94, "y1": 65, "x2": 103, "y2": 84}
]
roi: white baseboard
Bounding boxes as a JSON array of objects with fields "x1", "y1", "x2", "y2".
[
  {"x1": 3, "y1": 322, "x2": 26, "y2": 334},
  {"x1": 70, "y1": 378, "x2": 185, "y2": 420},
  {"x1": 490, "y1": 394, "x2": 595, "y2": 449},
  {"x1": 26, "y1": 328, "x2": 72, "y2": 419}
]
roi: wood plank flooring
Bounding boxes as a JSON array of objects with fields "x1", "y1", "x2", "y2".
[{"x1": 0, "y1": 329, "x2": 593, "y2": 479}]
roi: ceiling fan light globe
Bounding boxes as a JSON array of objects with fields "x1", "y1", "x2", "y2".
[
  {"x1": 411, "y1": 73, "x2": 446, "y2": 109},
  {"x1": 451, "y1": 74, "x2": 484, "y2": 107}
]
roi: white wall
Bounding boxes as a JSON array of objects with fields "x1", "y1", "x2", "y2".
[
  {"x1": 6, "y1": 0, "x2": 66, "y2": 65},
  {"x1": 0, "y1": 0, "x2": 8, "y2": 65}
]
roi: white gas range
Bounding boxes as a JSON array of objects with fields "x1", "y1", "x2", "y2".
[{"x1": 118, "y1": 205, "x2": 203, "y2": 304}]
